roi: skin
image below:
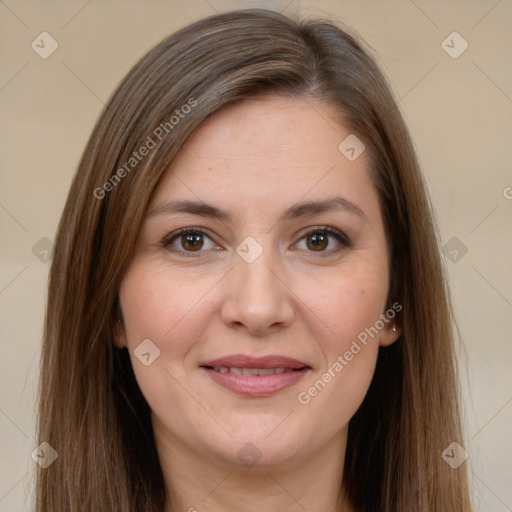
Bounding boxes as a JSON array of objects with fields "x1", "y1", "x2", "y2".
[{"x1": 117, "y1": 95, "x2": 401, "y2": 512}]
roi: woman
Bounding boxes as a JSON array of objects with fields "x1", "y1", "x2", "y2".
[{"x1": 35, "y1": 8, "x2": 473, "y2": 512}]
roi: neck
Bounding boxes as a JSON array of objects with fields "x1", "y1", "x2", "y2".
[{"x1": 156, "y1": 422, "x2": 352, "y2": 512}]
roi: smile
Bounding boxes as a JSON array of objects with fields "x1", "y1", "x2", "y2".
[
  {"x1": 200, "y1": 354, "x2": 311, "y2": 397},
  {"x1": 211, "y1": 367, "x2": 293, "y2": 375}
]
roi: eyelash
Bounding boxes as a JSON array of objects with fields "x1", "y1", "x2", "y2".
[{"x1": 161, "y1": 226, "x2": 351, "y2": 258}]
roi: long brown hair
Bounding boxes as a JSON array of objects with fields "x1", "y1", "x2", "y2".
[{"x1": 36, "y1": 8, "x2": 472, "y2": 511}]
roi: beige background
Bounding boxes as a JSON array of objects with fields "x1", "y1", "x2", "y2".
[{"x1": 1, "y1": 0, "x2": 511, "y2": 510}]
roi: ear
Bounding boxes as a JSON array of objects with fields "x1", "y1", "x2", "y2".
[{"x1": 379, "y1": 319, "x2": 401, "y2": 347}]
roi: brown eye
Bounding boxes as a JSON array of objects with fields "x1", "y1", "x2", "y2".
[
  {"x1": 180, "y1": 232, "x2": 204, "y2": 251},
  {"x1": 163, "y1": 228, "x2": 218, "y2": 256},
  {"x1": 306, "y1": 232, "x2": 329, "y2": 251},
  {"x1": 294, "y1": 227, "x2": 350, "y2": 255}
]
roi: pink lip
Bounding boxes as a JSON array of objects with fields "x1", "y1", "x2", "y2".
[{"x1": 200, "y1": 354, "x2": 310, "y2": 398}]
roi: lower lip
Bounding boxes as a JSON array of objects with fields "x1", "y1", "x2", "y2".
[{"x1": 202, "y1": 368, "x2": 309, "y2": 397}]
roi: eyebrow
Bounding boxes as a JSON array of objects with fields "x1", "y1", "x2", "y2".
[{"x1": 148, "y1": 196, "x2": 367, "y2": 223}]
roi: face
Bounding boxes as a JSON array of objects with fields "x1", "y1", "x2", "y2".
[{"x1": 117, "y1": 95, "x2": 400, "y2": 470}]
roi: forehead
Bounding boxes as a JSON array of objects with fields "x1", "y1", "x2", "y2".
[
  {"x1": 173, "y1": 95, "x2": 345, "y2": 165},
  {"x1": 150, "y1": 95, "x2": 379, "y2": 221}
]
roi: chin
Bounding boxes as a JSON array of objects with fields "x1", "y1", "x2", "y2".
[
  {"x1": 213, "y1": 423, "x2": 312, "y2": 470},
  {"x1": 223, "y1": 440, "x2": 304, "y2": 471}
]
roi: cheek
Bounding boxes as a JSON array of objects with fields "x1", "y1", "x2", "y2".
[
  {"x1": 119, "y1": 263, "x2": 216, "y2": 356},
  {"x1": 299, "y1": 347, "x2": 378, "y2": 436},
  {"x1": 298, "y1": 259, "x2": 389, "y2": 354},
  {"x1": 292, "y1": 260, "x2": 387, "y2": 420},
  {"x1": 118, "y1": 265, "x2": 217, "y2": 427}
]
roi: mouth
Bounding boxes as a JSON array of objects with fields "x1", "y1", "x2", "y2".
[
  {"x1": 207, "y1": 366, "x2": 297, "y2": 375},
  {"x1": 200, "y1": 354, "x2": 311, "y2": 397}
]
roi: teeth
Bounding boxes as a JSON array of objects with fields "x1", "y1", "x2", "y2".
[
  {"x1": 241, "y1": 368, "x2": 260, "y2": 376},
  {"x1": 212, "y1": 367, "x2": 290, "y2": 376}
]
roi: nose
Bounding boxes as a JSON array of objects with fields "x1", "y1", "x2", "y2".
[{"x1": 220, "y1": 244, "x2": 295, "y2": 336}]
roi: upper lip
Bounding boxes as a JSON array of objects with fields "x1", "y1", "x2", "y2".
[{"x1": 200, "y1": 354, "x2": 309, "y2": 370}]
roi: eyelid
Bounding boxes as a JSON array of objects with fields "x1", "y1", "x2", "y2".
[
  {"x1": 162, "y1": 227, "x2": 221, "y2": 257},
  {"x1": 163, "y1": 226, "x2": 210, "y2": 244},
  {"x1": 293, "y1": 225, "x2": 351, "y2": 253}
]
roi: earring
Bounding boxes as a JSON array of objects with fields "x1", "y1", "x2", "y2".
[{"x1": 392, "y1": 324, "x2": 396, "y2": 332}]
